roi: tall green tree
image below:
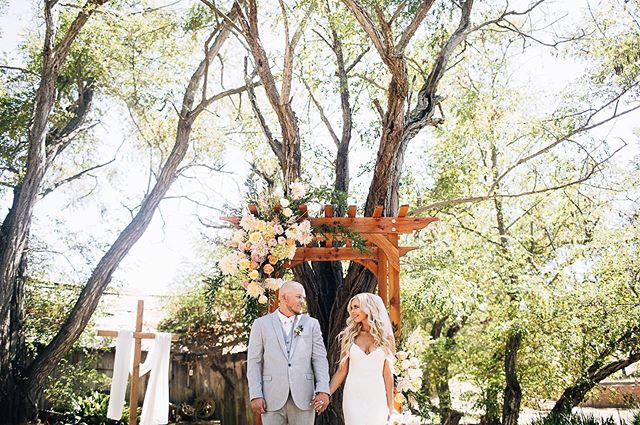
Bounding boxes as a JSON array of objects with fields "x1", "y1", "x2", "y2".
[
  {"x1": 0, "y1": 1, "x2": 245, "y2": 420},
  {"x1": 398, "y1": 9, "x2": 640, "y2": 422}
]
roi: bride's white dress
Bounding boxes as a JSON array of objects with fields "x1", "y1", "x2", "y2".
[{"x1": 342, "y1": 344, "x2": 388, "y2": 425}]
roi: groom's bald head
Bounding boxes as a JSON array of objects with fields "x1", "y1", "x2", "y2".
[
  {"x1": 280, "y1": 280, "x2": 305, "y2": 296},
  {"x1": 279, "y1": 281, "x2": 306, "y2": 315}
]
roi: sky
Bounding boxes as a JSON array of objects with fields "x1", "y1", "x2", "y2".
[{"x1": 1, "y1": 0, "x2": 638, "y2": 321}]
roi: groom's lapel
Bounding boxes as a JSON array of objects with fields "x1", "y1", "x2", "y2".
[
  {"x1": 289, "y1": 314, "x2": 309, "y2": 359},
  {"x1": 270, "y1": 312, "x2": 288, "y2": 358}
]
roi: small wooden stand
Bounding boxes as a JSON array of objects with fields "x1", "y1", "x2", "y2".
[{"x1": 97, "y1": 300, "x2": 178, "y2": 425}]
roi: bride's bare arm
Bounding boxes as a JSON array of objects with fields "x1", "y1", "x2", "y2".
[
  {"x1": 329, "y1": 359, "x2": 349, "y2": 395},
  {"x1": 383, "y1": 358, "x2": 394, "y2": 413}
]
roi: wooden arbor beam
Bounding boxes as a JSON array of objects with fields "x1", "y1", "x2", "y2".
[{"x1": 221, "y1": 216, "x2": 437, "y2": 235}]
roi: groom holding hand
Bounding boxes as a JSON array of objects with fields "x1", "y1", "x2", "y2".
[{"x1": 247, "y1": 281, "x2": 331, "y2": 424}]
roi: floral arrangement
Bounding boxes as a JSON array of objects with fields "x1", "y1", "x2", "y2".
[
  {"x1": 218, "y1": 182, "x2": 313, "y2": 304},
  {"x1": 392, "y1": 350, "x2": 427, "y2": 424},
  {"x1": 394, "y1": 350, "x2": 423, "y2": 402},
  {"x1": 388, "y1": 411, "x2": 424, "y2": 425}
]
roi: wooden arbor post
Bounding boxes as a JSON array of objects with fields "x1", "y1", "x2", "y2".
[{"x1": 223, "y1": 204, "x2": 437, "y2": 336}]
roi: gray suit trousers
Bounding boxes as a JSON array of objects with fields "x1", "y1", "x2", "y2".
[{"x1": 261, "y1": 394, "x2": 315, "y2": 425}]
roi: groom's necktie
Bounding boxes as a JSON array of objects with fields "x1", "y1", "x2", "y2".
[{"x1": 283, "y1": 315, "x2": 298, "y2": 358}]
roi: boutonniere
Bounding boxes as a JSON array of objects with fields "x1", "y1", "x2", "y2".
[{"x1": 294, "y1": 325, "x2": 303, "y2": 337}]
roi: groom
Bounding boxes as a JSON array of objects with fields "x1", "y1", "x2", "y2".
[{"x1": 247, "y1": 281, "x2": 331, "y2": 424}]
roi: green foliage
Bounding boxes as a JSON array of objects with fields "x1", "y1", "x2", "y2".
[
  {"x1": 44, "y1": 356, "x2": 111, "y2": 413},
  {"x1": 159, "y1": 271, "x2": 249, "y2": 354},
  {"x1": 25, "y1": 280, "x2": 110, "y2": 410},
  {"x1": 531, "y1": 413, "x2": 619, "y2": 425},
  {"x1": 399, "y1": 14, "x2": 640, "y2": 419},
  {"x1": 48, "y1": 391, "x2": 131, "y2": 425},
  {"x1": 578, "y1": 1, "x2": 640, "y2": 89}
]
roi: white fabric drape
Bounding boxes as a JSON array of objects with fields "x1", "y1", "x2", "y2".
[
  {"x1": 107, "y1": 330, "x2": 133, "y2": 420},
  {"x1": 138, "y1": 332, "x2": 171, "y2": 425},
  {"x1": 106, "y1": 330, "x2": 171, "y2": 424}
]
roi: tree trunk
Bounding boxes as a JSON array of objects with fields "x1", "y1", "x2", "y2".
[
  {"x1": 443, "y1": 410, "x2": 463, "y2": 425},
  {"x1": 432, "y1": 321, "x2": 463, "y2": 424},
  {"x1": 0, "y1": 2, "x2": 108, "y2": 421},
  {"x1": 501, "y1": 332, "x2": 523, "y2": 425},
  {"x1": 490, "y1": 140, "x2": 523, "y2": 425},
  {"x1": 0, "y1": 201, "x2": 30, "y2": 422},
  {"x1": 549, "y1": 325, "x2": 640, "y2": 417},
  {"x1": 0, "y1": 12, "x2": 230, "y2": 421}
]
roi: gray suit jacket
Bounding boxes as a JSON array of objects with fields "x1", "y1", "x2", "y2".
[{"x1": 247, "y1": 312, "x2": 330, "y2": 411}]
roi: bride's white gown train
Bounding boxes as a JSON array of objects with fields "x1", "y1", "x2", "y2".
[{"x1": 342, "y1": 344, "x2": 388, "y2": 425}]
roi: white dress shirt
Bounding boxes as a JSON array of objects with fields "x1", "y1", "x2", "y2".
[{"x1": 276, "y1": 309, "x2": 296, "y2": 337}]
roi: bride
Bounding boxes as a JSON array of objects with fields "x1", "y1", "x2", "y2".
[{"x1": 322, "y1": 293, "x2": 396, "y2": 424}]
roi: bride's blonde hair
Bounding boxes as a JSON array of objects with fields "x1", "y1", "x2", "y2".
[{"x1": 337, "y1": 293, "x2": 395, "y2": 366}]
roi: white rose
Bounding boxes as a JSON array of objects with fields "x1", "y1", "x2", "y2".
[
  {"x1": 246, "y1": 281, "x2": 264, "y2": 298},
  {"x1": 219, "y1": 254, "x2": 238, "y2": 275},
  {"x1": 285, "y1": 226, "x2": 299, "y2": 240},
  {"x1": 408, "y1": 368, "x2": 422, "y2": 380},
  {"x1": 299, "y1": 233, "x2": 313, "y2": 245},
  {"x1": 289, "y1": 182, "x2": 306, "y2": 199},
  {"x1": 280, "y1": 198, "x2": 290, "y2": 208},
  {"x1": 258, "y1": 294, "x2": 268, "y2": 304},
  {"x1": 264, "y1": 278, "x2": 284, "y2": 291},
  {"x1": 396, "y1": 351, "x2": 409, "y2": 361},
  {"x1": 298, "y1": 220, "x2": 311, "y2": 231},
  {"x1": 282, "y1": 207, "x2": 293, "y2": 217},
  {"x1": 231, "y1": 230, "x2": 245, "y2": 245},
  {"x1": 409, "y1": 357, "x2": 420, "y2": 368},
  {"x1": 240, "y1": 214, "x2": 257, "y2": 231}
]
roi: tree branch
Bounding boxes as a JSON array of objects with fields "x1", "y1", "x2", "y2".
[
  {"x1": 0, "y1": 65, "x2": 40, "y2": 77},
  {"x1": 302, "y1": 78, "x2": 340, "y2": 147},
  {"x1": 341, "y1": 0, "x2": 386, "y2": 58},
  {"x1": 39, "y1": 157, "x2": 116, "y2": 198},
  {"x1": 280, "y1": 0, "x2": 315, "y2": 104},
  {"x1": 345, "y1": 47, "x2": 370, "y2": 73},
  {"x1": 244, "y1": 59, "x2": 282, "y2": 160},
  {"x1": 489, "y1": 90, "x2": 640, "y2": 194},
  {"x1": 412, "y1": 142, "x2": 625, "y2": 215},
  {"x1": 396, "y1": 0, "x2": 436, "y2": 52},
  {"x1": 190, "y1": 80, "x2": 262, "y2": 118}
]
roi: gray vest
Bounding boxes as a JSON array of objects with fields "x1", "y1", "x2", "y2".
[{"x1": 281, "y1": 315, "x2": 298, "y2": 359}]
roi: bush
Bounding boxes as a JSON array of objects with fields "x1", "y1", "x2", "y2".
[
  {"x1": 42, "y1": 391, "x2": 132, "y2": 425},
  {"x1": 531, "y1": 413, "x2": 619, "y2": 425}
]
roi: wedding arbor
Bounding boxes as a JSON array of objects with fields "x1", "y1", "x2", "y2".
[{"x1": 223, "y1": 203, "x2": 437, "y2": 336}]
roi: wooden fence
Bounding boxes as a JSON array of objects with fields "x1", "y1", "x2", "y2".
[{"x1": 63, "y1": 349, "x2": 254, "y2": 425}]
